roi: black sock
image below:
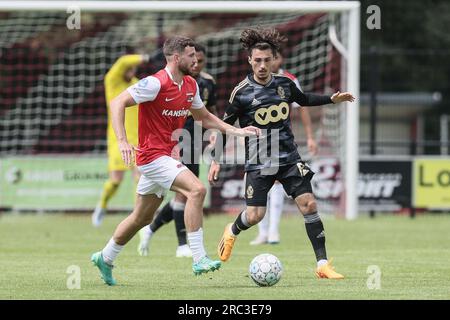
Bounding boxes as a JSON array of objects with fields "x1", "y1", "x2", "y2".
[
  {"x1": 231, "y1": 211, "x2": 251, "y2": 235},
  {"x1": 150, "y1": 202, "x2": 173, "y2": 232},
  {"x1": 304, "y1": 212, "x2": 327, "y2": 261},
  {"x1": 173, "y1": 208, "x2": 187, "y2": 246}
]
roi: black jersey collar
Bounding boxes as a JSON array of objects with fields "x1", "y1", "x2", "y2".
[{"x1": 248, "y1": 73, "x2": 274, "y2": 88}]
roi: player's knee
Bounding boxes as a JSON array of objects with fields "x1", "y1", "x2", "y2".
[
  {"x1": 245, "y1": 209, "x2": 265, "y2": 225},
  {"x1": 110, "y1": 171, "x2": 124, "y2": 184},
  {"x1": 110, "y1": 178, "x2": 122, "y2": 185},
  {"x1": 130, "y1": 207, "x2": 154, "y2": 226},
  {"x1": 190, "y1": 184, "x2": 207, "y2": 200},
  {"x1": 304, "y1": 199, "x2": 317, "y2": 214},
  {"x1": 132, "y1": 210, "x2": 153, "y2": 226},
  {"x1": 296, "y1": 193, "x2": 317, "y2": 214}
]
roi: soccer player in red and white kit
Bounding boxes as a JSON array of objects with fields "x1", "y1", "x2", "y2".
[{"x1": 91, "y1": 36, "x2": 260, "y2": 285}]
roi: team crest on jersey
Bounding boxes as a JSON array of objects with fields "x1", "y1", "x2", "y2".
[
  {"x1": 277, "y1": 86, "x2": 286, "y2": 99},
  {"x1": 246, "y1": 185, "x2": 254, "y2": 199},
  {"x1": 202, "y1": 88, "x2": 209, "y2": 103},
  {"x1": 187, "y1": 92, "x2": 194, "y2": 103}
]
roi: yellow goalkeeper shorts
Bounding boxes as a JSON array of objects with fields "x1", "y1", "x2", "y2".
[{"x1": 107, "y1": 145, "x2": 135, "y2": 172}]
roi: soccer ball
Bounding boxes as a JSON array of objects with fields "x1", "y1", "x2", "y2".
[{"x1": 248, "y1": 253, "x2": 283, "y2": 287}]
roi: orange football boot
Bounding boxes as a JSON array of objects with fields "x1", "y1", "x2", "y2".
[
  {"x1": 315, "y1": 259, "x2": 344, "y2": 279},
  {"x1": 217, "y1": 223, "x2": 236, "y2": 262}
]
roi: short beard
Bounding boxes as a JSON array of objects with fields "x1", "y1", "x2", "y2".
[{"x1": 179, "y1": 63, "x2": 193, "y2": 76}]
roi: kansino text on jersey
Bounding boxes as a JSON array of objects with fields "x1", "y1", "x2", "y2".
[{"x1": 162, "y1": 109, "x2": 190, "y2": 117}]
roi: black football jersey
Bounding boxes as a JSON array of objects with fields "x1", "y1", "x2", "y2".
[
  {"x1": 222, "y1": 73, "x2": 332, "y2": 171},
  {"x1": 196, "y1": 71, "x2": 217, "y2": 111},
  {"x1": 184, "y1": 71, "x2": 217, "y2": 132}
]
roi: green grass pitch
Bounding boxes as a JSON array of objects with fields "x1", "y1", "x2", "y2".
[{"x1": 0, "y1": 213, "x2": 449, "y2": 299}]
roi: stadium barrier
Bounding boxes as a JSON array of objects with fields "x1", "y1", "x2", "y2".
[
  {"x1": 1, "y1": 155, "x2": 448, "y2": 214},
  {"x1": 211, "y1": 157, "x2": 415, "y2": 215},
  {"x1": 0, "y1": 156, "x2": 210, "y2": 212},
  {"x1": 413, "y1": 158, "x2": 450, "y2": 210}
]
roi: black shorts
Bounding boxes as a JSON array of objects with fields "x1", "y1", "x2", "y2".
[
  {"x1": 184, "y1": 162, "x2": 199, "y2": 177},
  {"x1": 244, "y1": 162, "x2": 314, "y2": 207},
  {"x1": 179, "y1": 117, "x2": 202, "y2": 177}
]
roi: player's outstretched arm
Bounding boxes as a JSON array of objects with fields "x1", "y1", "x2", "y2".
[
  {"x1": 290, "y1": 81, "x2": 355, "y2": 106},
  {"x1": 190, "y1": 106, "x2": 261, "y2": 137},
  {"x1": 105, "y1": 54, "x2": 148, "y2": 84},
  {"x1": 110, "y1": 90, "x2": 138, "y2": 166},
  {"x1": 191, "y1": 106, "x2": 261, "y2": 186}
]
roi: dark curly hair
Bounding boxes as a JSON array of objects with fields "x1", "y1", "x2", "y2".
[{"x1": 240, "y1": 27, "x2": 287, "y2": 56}]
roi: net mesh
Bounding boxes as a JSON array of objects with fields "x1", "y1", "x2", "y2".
[
  {"x1": 0, "y1": 9, "x2": 348, "y2": 213},
  {"x1": 0, "y1": 10, "x2": 345, "y2": 156}
]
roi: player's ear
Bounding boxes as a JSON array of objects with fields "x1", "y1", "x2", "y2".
[
  {"x1": 248, "y1": 56, "x2": 251, "y2": 65},
  {"x1": 173, "y1": 53, "x2": 180, "y2": 64}
]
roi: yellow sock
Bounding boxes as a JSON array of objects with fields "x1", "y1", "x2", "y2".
[{"x1": 100, "y1": 180, "x2": 120, "y2": 209}]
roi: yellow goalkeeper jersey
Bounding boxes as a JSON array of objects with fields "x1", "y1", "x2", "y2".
[{"x1": 105, "y1": 54, "x2": 141, "y2": 148}]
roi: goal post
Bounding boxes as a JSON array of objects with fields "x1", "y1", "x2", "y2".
[
  {"x1": 0, "y1": 1, "x2": 360, "y2": 13},
  {"x1": 0, "y1": 1, "x2": 360, "y2": 219}
]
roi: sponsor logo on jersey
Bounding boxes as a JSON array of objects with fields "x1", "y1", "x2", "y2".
[
  {"x1": 162, "y1": 109, "x2": 189, "y2": 117},
  {"x1": 254, "y1": 102, "x2": 289, "y2": 125}
]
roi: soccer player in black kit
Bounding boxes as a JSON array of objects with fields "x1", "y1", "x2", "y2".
[
  {"x1": 209, "y1": 28, "x2": 355, "y2": 279},
  {"x1": 138, "y1": 43, "x2": 218, "y2": 258}
]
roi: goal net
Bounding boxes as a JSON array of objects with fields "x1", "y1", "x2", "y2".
[{"x1": 0, "y1": 1, "x2": 360, "y2": 218}]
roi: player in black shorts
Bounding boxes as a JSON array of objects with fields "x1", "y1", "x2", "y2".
[
  {"x1": 209, "y1": 28, "x2": 355, "y2": 279},
  {"x1": 138, "y1": 43, "x2": 218, "y2": 258}
]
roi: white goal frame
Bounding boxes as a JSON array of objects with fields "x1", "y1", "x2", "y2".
[{"x1": 0, "y1": 1, "x2": 360, "y2": 220}]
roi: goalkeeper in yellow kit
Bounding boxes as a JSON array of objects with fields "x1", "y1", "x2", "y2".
[{"x1": 92, "y1": 54, "x2": 149, "y2": 227}]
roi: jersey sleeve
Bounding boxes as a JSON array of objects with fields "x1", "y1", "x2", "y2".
[
  {"x1": 288, "y1": 80, "x2": 333, "y2": 106},
  {"x1": 190, "y1": 82, "x2": 204, "y2": 109},
  {"x1": 127, "y1": 76, "x2": 161, "y2": 104},
  {"x1": 223, "y1": 93, "x2": 242, "y2": 125},
  {"x1": 291, "y1": 78, "x2": 302, "y2": 108}
]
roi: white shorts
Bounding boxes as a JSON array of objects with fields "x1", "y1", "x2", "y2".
[{"x1": 136, "y1": 156, "x2": 187, "y2": 198}]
